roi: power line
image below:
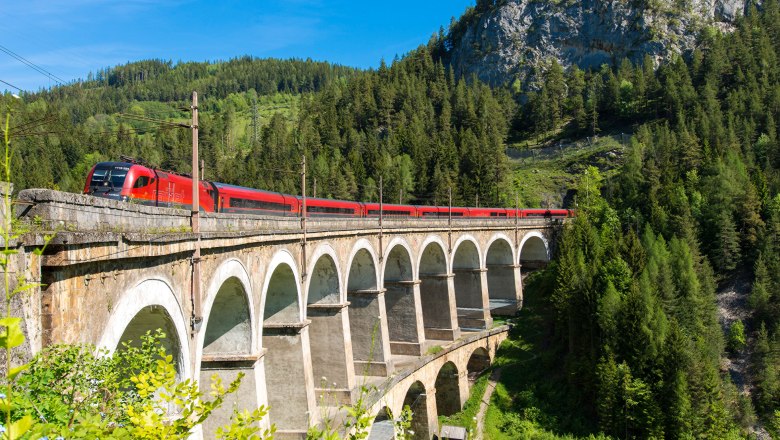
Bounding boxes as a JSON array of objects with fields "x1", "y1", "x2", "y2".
[
  {"x1": 0, "y1": 79, "x2": 22, "y2": 92},
  {"x1": 0, "y1": 44, "x2": 67, "y2": 86}
]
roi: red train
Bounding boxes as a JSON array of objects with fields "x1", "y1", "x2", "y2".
[{"x1": 84, "y1": 160, "x2": 574, "y2": 219}]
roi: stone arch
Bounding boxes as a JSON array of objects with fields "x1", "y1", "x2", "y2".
[
  {"x1": 382, "y1": 237, "x2": 416, "y2": 284},
  {"x1": 519, "y1": 231, "x2": 551, "y2": 269},
  {"x1": 434, "y1": 361, "x2": 462, "y2": 416},
  {"x1": 403, "y1": 381, "x2": 430, "y2": 439},
  {"x1": 98, "y1": 278, "x2": 190, "y2": 380},
  {"x1": 305, "y1": 243, "x2": 343, "y2": 306},
  {"x1": 345, "y1": 239, "x2": 379, "y2": 292},
  {"x1": 260, "y1": 249, "x2": 315, "y2": 434},
  {"x1": 346, "y1": 240, "x2": 393, "y2": 376},
  {"x1": 466, "y1": 346, "x2": 491, "y2": 385},
  {"x1": 260, "y1": 249, "x2": 303, "y2": 325},
  {"x1": 199, "y1": 259, "x2": 254, "y2": 358},
  {"x1": 383, "y1": 238, "x2": 425, "y2": 356},
  {"x1": 417, "y1": 236, "x2": 459, "y2": 341},
  {"x1": 451, "y1": 235, "x2": 490, "y2": 330},
  {"x1": 368, "y1": 406, "x2": 393, "y2": 439},
  {"x1": 198, "y1": 259, "x2": 257, "y2": 437},
  {"x1": 485, "y1": 235, "x2": 522, "y2": 317},
  {"x1": 306, "y1": 244, "x2": 355, "y2": 402}
]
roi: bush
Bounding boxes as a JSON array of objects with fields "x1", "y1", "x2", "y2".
[{"x1": 727, "y1": 320, "x2": 746, "y2": 352}]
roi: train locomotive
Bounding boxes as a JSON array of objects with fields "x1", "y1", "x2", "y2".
[{"x1": 84, "y1": 160, "x2": 574, "y2": 219}]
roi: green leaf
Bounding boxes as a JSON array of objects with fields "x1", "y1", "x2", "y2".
[
  {"x1": 0, "y1": 317, "x2": 25, "y2": 349},
  {"x1": 8, "y1": 362, "x2": 29, "y2": 380},
  {"x1": 8, "y1": 415, "x2": 34, "y2": 439}
]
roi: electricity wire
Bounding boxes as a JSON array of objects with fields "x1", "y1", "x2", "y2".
[
  {"x1": 0, "y1": 44, "x2": 67, "y2": 85},
  {"x1": 0, "y1": 79, "x2": 22, "y2": 92}
]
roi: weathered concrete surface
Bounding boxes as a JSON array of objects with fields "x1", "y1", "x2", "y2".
[{"x1": 10, "y1": 189, "x2": 562, "y2": 437}]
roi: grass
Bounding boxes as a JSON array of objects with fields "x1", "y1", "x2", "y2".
[
  {"x1": 427, "y1": 345, "x2": 444, "y2": 355},
  {"x1": 508, "y1": 122, "x2": 629, "y2": 208}
]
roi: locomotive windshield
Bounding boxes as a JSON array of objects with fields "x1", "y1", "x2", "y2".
[{"x1": 87, "y1": 163, "x2": 131, "y2": 197}]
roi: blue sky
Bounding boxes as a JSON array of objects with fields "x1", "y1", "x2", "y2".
[{"x1": 0, "y1": 0, "x2": 475, "y2": 93}]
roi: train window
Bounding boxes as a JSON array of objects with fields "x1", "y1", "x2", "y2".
[
  {"x1": 489, "y1": 212, "x2": 507, "y2": 217},
  {"x1": 367, "y1": 209, "x2": 412, "y2": 216},
  {"x1": 90, "y1": 166, "x2": 128, "y2": 188},
  {"x1": 133, "y1": 176, "x2": 150, "y2": 188},
  {"x1": 307, "y1": 206, "x2": 355, "y2": 215},
  {"x1": 230, "y1": 198, "x2": 291, "y2": 211}
]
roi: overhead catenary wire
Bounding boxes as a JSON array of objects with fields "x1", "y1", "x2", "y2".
[
  {"x1": 0, "y1": 44, "x2": 67, "y2": 85},
  {"x1": 0, "y1": 79, "x2": 22, "y2": 92}
]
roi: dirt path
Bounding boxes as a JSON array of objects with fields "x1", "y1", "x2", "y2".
[{"x1": 473, "y1": 367, "x2": 502, "y2": 440}]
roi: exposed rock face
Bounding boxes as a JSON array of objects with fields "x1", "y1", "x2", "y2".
[{"x1": 447, "y1": 0, "x2": 753, "y2": 87}]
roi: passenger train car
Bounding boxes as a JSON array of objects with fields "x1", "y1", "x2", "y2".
[{"x1": 84, "y1": 161, "x2": 574, "y2": 219}]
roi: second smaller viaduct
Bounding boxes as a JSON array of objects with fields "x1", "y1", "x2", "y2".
[{"x1": 13, "y1": 189, "x2": 561, "y2": 439}]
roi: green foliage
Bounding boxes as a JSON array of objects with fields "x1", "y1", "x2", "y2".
[
  {"x1": 12, "y1": 332, "x2": 163, "y2": 429},
  {"x1": 391, "y1": 406, "x2": 413, "y2": 440},
  {"x1": 215, "y1": 406, "x2": 274, "y2": 440},
  {"x1": 7, "y1": 331, "x2": 274, "y2": 439},
  {"x1": 727, "y1": 320, "x2": 746, "y2": 352}
]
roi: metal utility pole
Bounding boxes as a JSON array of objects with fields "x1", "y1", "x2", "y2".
[
  {"x1": 301, "y1": 155, "x2": 307, "y2": 280},
  {"x1": 252, "y1": 95, "x2": 258, "y2": 144},
  {"x1": 515, "y1": 192, "x2": 519, "y2": 248},
  {"x1": 448, "y1": 186, "x2": 452, "y2": 254},
  {"x1": 190, "y1": 91, "x2": 202, "y2": 337},
  {"x1": 379, "y1": 176, "x2": 384, "y2": 262}
]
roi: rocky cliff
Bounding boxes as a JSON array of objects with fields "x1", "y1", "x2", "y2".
[{"x1": 446, "y1": 0, "x2": 754, "y2": 87}]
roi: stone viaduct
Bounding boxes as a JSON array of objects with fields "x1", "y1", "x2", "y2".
[{"x1": 10, "y1": 189, "x2": 562, "y2": 439}]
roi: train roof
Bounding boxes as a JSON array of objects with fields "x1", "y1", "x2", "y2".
[
  {"x1": 211, "y1": 182, "x2": 285, "y2": 196},
  {"x1": 95, "y1": 161, "x2": 134, "y2": 168}
]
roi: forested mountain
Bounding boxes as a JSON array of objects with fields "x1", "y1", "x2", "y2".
[
  {"x1": 3, "y1": 53, "x2": 514, "y2": 207},
  {"x1": 4, "y1": 0, "x2": 780, "y2": 437},
  {"x1": 505, "y1": 2, "x2": 780, "y2": 438}
]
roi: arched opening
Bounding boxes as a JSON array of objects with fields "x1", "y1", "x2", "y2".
[
  {"x1": 403, "y1": 381, "x2": 430, "y2": 439},
  {"x1": 262, "y1": 260, "x2": 315, "y2": 434},
  {"x1": 307, "y1": 252, "x2": 354, "y2": 403},
  {"x1": 203, "y1": 277, "x2": 251, "y2": 355},
  {"x1": 308, "y1": 254, "x2": 340, "y2": 305},
  {"x1": 264, "y1": 264, "x2": 299, "y2": 324},
  {"x1": 418, "y1": 242, "x2": 459, "y2": 341},
  {"x1": 200, "y1": 275, "x2": 254, "y2": 436},
  {"x1": 117, "y1": 305, "x2": 182, "y2": 376},
  {"x1": 452, "y1": 240, "x2": 490, "y2": 330},
  {"x1": 466, "y1": 347, "x2": 491, "y2": 386},
  {"x1": 368, "y1": 406, "x2": 394, "y2": 440},
  {"x1": 519, "y1": 234, "x2": 549, "y2": 269},
  {"x1": 384, "y1": 244, "x2": 425, "y2": 356},
  {"x1": 486, "y1": 239, "x2": 521, "y2": 317},
  {"x1": 434, "y1": 361, "x2": 461, "y2": 416},
  {"x1": 347, "y1": 247, "x2": 393, "y2": 376}
]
